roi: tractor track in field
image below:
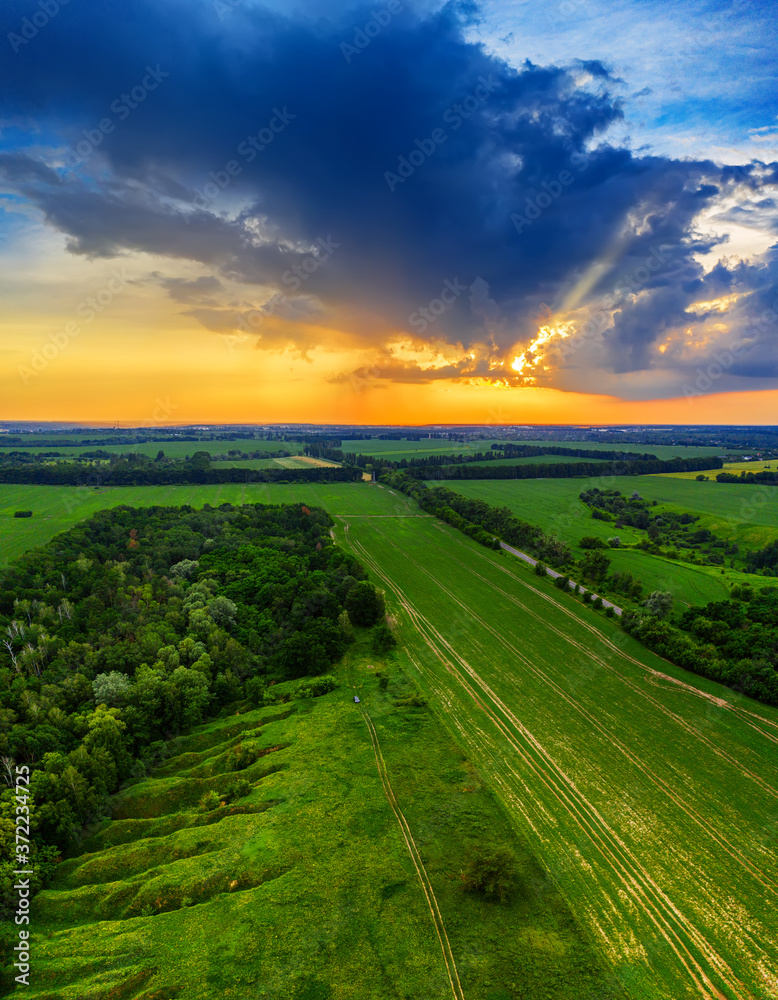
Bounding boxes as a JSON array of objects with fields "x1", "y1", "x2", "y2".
[
  {"x1": 344, "y1": 650, "x2": 465, "y2": 1000},
  {"x1": 340, "y1": 519, "x2": 766, "y2": 1000},
  {"x1": 426, "y1": 523, "x2": 778, "y2": 803}
]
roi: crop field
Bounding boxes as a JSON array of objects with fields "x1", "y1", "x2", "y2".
[
  {"x1": 20, "y1": 643, "x2": 619, "y2": 1000},
  {"x1": 335, "y1": 504, "x2": 778, "y2": 1000},
  {"x1": 0, "y1": 437, "x2": 305, "y2": 459},
  {"x1": 660, "y1": 461, "x2": 778, "y2": 480},
  {"x1": 437, "y1": 477, "x2": 776, "y2": 605},
  {"x1": 341, "y1": 438, "x2": 510, "y2": 460},
  {"x1": 0, "y1": 482, "x2": 411, "y2": 565}
]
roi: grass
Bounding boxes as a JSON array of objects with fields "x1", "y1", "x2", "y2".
[
  {"x1": 336, "y1": 511, "x2": 778, "y2": 1000},
  {"x1": 16, "y1": 643, "x2": 621, "y2": 1000},
  {"x1": 434, "y1": 477, "x2": 777, "y2": 606}
]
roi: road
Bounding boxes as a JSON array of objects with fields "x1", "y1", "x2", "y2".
[{"x1": 498, "y1": 541, "x2": 623, "y2": 615}]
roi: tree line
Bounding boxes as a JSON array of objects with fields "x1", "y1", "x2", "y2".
[{"x1": 0, "y1": 460, "x2": 362, "y2": 486}]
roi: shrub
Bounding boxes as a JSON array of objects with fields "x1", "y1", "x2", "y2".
[
  {"x1": 461, "y1": 844, "x2": 518, "y2": 903},
  {"x1": 13, "y1": 510, "x2": 33, "y2": 518},
  {"x1": 605, "y1": 606, "x2": 615, "y2": 618},
  {"x1": 372, "y1": 621, "x2": 396, "y2": 654},
  {"x1": 592, "y1": 596, "x2": 603, "y2": 610},
  {"x1": 199, "y1": 790, "x2": 221, "y2": 812},
  {"x1": 534, "y1": 562, "x2": 547, "y2": 577},
  {"x1": 296, "y1": 674, "x2": 338, "y2": 698},
  {"x1": 579, "y1": 536, "x2": 607, "y2": 549}
]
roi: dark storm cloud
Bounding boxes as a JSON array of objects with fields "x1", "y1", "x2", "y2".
[{"x1": 1, "y1": 0, "x2": 777, "y2": 393}]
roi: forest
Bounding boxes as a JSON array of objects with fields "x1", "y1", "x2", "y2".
[{"x1": 0, "y1": 502, "x2": 386, "y2": 916}]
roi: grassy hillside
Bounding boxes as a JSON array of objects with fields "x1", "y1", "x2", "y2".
[
  {"x1": 336, "y1": 511, "x2": 778, "y2": 1000},
  {"x1": 14, "y1": 646, "x2": 620, "y2": 1000}
]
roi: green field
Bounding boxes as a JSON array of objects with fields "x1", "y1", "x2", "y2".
[
  {"x1": 0, "y1": 438, "x2": 304, "y2": 459},
  {"x1": 341, "y1": 438, "x2": 510, "y2": 461},
  {"x1": 0, "y1": 482, "x2": 411, "y2": 565},
  {"x1": 435, "y1": 477, "x2": 777, "y2": 606},
  {"x1": 21, "y1": 642, "x2": 620, "y2": 1000},
  {"x1": 335, "y1": 506, "x2": 778, "y2": 1000},
  {"x1": 514, "y1": 440, "x2": 726, "y2": 461}
]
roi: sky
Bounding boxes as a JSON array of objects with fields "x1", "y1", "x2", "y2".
[{"x1": 1, "y1": 0, "x2": 777, "y2": 425}]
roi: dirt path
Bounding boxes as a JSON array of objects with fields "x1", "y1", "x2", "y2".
[{"x1": 345, "y1": 652, "x2": 465, "y2": 1000}]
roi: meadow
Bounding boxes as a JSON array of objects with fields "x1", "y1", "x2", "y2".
[
  {"x1": 18, "y1": 641, "x2": 619, "y2": 1000},
  {"x1": 337, "y1": 500, "x2": 778, "y2": 1000}
]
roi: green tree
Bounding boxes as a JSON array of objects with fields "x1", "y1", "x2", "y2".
[
  {"x1": 580, "y1": 550, "x2": 611, "y2": 583},
  {"x1": 92, "y1": 671, "x2": 132, "y2": 706},
  {"x1": 644, "y1": 591, "x2": 673, "y2": 619},
  {"x1": 461, "y1": 844, "x2": 518, "y2": 903},
  {"x1": 345, "y1": 581, "x2": 384, "y2": 626}
]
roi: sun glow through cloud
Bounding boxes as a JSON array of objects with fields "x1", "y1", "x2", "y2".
[{"x1": 511, "y1": 324, "x2": 573, "y2": 381}]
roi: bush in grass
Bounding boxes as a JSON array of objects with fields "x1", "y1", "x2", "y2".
[
  {"x1": 199, "y1": 790, "x2": 221, "y2": 812},
  {"x1": 461, "y1": 844, "x2": 518, "y2": 904},
  {"x1": 13, "y1": 510, "x2": 33, "y2": 518},
  {"x1": 534, "y1": 562, "x2": 547, "y2": 577},
  {"x1": 605, "y1": 606, "x2": 615, "y2": 618},
  {"x1": 296, "y1": 674, "x2": 337, "y2": 698},
  {"x1": 372, "y1": 621, "x2": 396, "y2": 654},
  {"x1": 582, "y1": 590, "x2": 592, "y2": 603},
  {"x1": 554, "y1": 575, "x2": 570, "y2": 590},
  {"x1": 226, "y1": 778, "x2": 252, "y2": 801},
  {"x1": 579, "y1": 536, "x2": 606, "y2": 549},
  {"x1": 592, "y1": 596, "x2": 603, "y2": 609},
  {"x1": 376, "y1": 672, "x2": 389, "y2": 691}
]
